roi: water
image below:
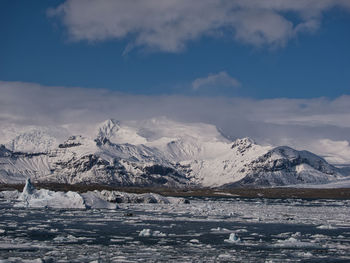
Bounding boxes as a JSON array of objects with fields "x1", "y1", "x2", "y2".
[{"x1": 0, "y1": 197, "x2": 350, "y2": 262}]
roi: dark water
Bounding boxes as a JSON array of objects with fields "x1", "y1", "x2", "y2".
[{"x1": 0, "y1": 197, "x2": 350, "y2": 262}]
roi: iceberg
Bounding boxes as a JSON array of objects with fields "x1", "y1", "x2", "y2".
[
  {"x1": 15, "y1": 179, "x2": 117, "y2": 210},
  {"x1": 95, "y1": 190, "x2": 189, "y2": 204}
]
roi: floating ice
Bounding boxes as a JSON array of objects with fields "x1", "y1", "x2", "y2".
[
  {"x1": 273, "y1": 233, "x2": 319, "y2": 248},
  {"x1": 152, "y1": 230, "x2": 167, "y2": 237},
  {"x1": 95, "y1": 190, "x2": 189, "y2": 204},
  {"x1": 224, "y1": 233, "x2": 241, "y2": 243},
  {"x1": 317, "y1": 224, "x2": 337, "y2": 229},
  {"x1": 0, "y1": 190, "x2": 19, "y2": 200},
  {"x1": 0, "y1": 258, "x2": 44, "y2": 263},
  {"x1": 139, "y1": 229, "x2": 152, "y2": 237},
  {"x1": 81, "y1": 192, "x2": 117, "y2": 209},
  {"x1": 53, "y1": 235, "x2": 79, "y2": 243},
  {"x1": 138, "y1": 229, "x2": 167, "y2": 237},
  {"x1": 210, "y1": 227, "x2": 230, "y2": 233},
  {"x1": 14, "y1": 179, "x2": 117, "y2": 209}
]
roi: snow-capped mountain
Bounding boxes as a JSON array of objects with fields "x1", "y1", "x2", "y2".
[{"x1": 0, "y1": 118, "x2": 346, "y2": 188}]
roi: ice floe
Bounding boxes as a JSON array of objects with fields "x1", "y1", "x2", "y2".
[
  {"x1": 0, "y1": 258, "x2": 45, "y2": 263},
  {"x1": 316, "y1": 224, "x2": 338, "y2": 229},
  {"x1": 273, "y1": 232, "x2": 320, "y2": 248},
  {"x1": 138, "y1": 229, "x2": 167, "y2": 237}
]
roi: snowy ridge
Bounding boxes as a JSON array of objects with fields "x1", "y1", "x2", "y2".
[
  {"x1": 0, "y1": 118, "x2": 347, "y2": 188},
  {"x1": 223, "y1": 146, "x2": 343, "y2": 187},
  {"x1": 3, "y1": 126, "x2": 69, "y2": 153}
]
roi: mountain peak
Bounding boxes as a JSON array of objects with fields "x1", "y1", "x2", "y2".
[
  {"x1": 96, "y1": 119, "x2": 121, "y2": 142},
  {"x1": 231, "y1": 137, "x2": 255, "y2": 153}
]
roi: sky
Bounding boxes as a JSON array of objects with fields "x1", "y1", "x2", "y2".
[{"x1": 1, "y1": 0, "x2": 350, "y2": 164}]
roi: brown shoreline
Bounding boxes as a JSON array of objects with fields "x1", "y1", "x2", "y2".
[{"x1": 1, "y1": 183, "x2": 350, "y2": 199}]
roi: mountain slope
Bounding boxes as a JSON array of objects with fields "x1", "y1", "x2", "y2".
[
  {"x1": 222, "y1": 146, "x2": 342, "y2": 187},
  {"x1": 0, "y1": 118, "x2": 346, "y2": 188}
]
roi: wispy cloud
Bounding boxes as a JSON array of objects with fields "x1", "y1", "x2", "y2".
[
  {"x1": 192, "y1": 72, "x2": 241, "y2": 91},
  {"x1": 1, "y1": 80, "x2": 350, "y2": 164},
  {"x1": 48, "y1": 0, "x2": 350, "y2": 53}
]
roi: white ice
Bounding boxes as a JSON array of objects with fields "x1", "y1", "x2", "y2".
[
  {"x1": 224, "y1": 233, "x2": 241, "y2": 243},
  {"x1": 14, "y1": 179, "x2": 117, "y2": 210}
]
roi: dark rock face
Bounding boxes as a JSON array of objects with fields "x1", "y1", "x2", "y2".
[
  {"x1": 58, "y1": 142, "x2": 82, "y2": 148},
  {"x1": 0, "y1": 145, "x2": 13, "y2": 157},
  {"x1": 231, "y1": 138, "x2": 254, "y2": 154},
  {"x1": 47, "y1": 152, "x2": 188, "y2": 187},
  {"x1": 58, "y1": 136, "x2": 83, "y2": 148}
]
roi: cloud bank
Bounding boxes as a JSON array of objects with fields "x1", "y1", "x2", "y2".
[
  {"x1": 192, "y1": 72, "x2": 240, "y2": 91},
  {"x1": 1, "y1": 80, "x2": 350, "y2": 164},
  {"x1": 48, "y1": 0, "x2": 350, "y2": 53}
]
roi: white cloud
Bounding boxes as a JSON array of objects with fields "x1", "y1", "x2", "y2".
[
  {"x1": 192, "y1": 72, "x2": 240, "y2": 90},
  {"x1": 47, "y1": 0, "x2": 350, "y2": 53},
  {"x1": 1, "y1": 80, "x2": 350, "y2": 164},
  {"x1": 308, "y1": 139, "x2": 350, "y2": 165}
]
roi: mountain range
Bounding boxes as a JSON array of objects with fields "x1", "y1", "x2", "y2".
[{"x1": 0, "y1": 118, "x2": 348, "y2": 188}]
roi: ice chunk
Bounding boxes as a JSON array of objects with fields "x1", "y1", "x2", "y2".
[
  {"x1": 316, "y1": 224, "x2": 337, "y2": 229},
  {"x1": 95, "y1": 190, "x2": 189, "y2": 204},
  {"x1": 138, "y1": 229, "x2": 167, "y2": 237},
  {"x1": 81, "y1": 192, "x2": 118, "y2": 209},
  {"x1": 210, "y1": 227, "x2": 230, "y2": 233},
  {"x1": 224, "y1": 233, "x2": 241, "y2": 243},
  {"x1": 23, "y1": 178, "x2": 35, "y2": 195},
  {"x1": 53, "y1": 234, "x2": 79, "y2": 243},
  {"x1": 0, "y1": 190, "x2": 19, "y2": 200},
  {"x1": 152, "y1": 230, "x2": 167, "y2": 237},
  {"x1": 139, "y1": 229, "x2": 152, "y2": 237},
  {"x1": 0, "y1": 258, "x2": 44, "y2": 263},
  {"x1": 273, "y1": 233, "x2": 320, "y2": 248}
]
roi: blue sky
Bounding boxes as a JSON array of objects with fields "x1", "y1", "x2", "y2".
[
  {"x1": 1, "y1": 0, "x2": 350, "y2": 98},
  {"x1": 2, "y1": 1, "x2": 350, "y2": 163}
]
